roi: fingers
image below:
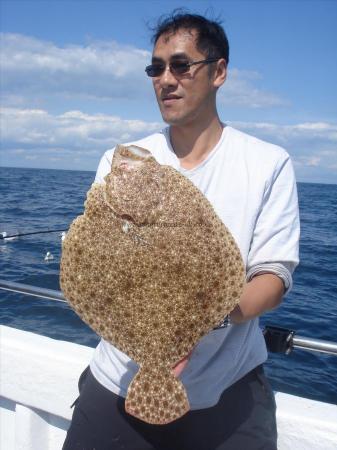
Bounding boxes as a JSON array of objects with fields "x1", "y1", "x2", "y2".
[{"x1": 172, "y1": 351, "x2": 193, "y2": 377}]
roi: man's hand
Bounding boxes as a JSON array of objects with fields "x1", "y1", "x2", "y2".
[{"x1": 172, "y1": 351, "x2": 193, "y2": 377}]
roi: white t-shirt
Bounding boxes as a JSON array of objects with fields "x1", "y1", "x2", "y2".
[{"x1": 89, "y1": 125, "x2": 300, "y2": 409}]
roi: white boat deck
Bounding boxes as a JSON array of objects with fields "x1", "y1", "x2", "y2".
[{"x1": 1, "y1": 324, "x2": 337, "y2": 449}]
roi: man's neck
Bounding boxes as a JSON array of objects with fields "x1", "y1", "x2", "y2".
[{"x1": 169, "y1": 116, "x2": 224, "y2": 170}]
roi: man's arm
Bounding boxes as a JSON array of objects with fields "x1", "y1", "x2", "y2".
[
  {"x1": 230, "y1": 273, "x2": 284, "y2": 324},
  {"x1": 172, "y1": 272, "x2": 284, "y2": 377}
]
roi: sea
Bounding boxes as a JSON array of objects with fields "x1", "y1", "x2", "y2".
[{"x1": 0, "y1": 166, "x2": 336, "y2": 405}]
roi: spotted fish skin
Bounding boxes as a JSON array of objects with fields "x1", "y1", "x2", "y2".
[
  {"x1": 60, "y1": 144, "x2": 245, "y2": 425},
  {"x1": 125, "y1": 364, "x2": 189, "y2": 424}
]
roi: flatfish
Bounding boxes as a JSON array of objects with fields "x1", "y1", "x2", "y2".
[{"x1": 60, "y1": 144, "x2": 245, "y2": 424}]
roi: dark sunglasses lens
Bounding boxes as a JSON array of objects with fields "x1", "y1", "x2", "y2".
[
  {"x1": 145, "y1": 64, "x2": 164, "y2": 77},
  {"x1": 170, "y1": 62, "x2": 190, "y2": 74},
  {"x1": 145, "y1": 61, "x2": 190, "y2": 77}
]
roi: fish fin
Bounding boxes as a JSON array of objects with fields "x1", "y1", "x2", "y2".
[{"x1": 125, "y1": 364, "x2": 190, "y2": 425}]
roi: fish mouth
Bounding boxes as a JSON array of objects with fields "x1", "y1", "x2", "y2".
[
  {"x1": 111, "y1": 144, "x2": 154, "y2": 171},
  {"x1": 127, "y1": 145, "x2": 152, "y2": 158}
]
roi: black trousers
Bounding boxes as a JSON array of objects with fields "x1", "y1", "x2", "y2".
[{"x1": 62, "y1": 365, "x2": 277, "y2": 450}]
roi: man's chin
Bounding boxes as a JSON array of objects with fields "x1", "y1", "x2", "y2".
[
  {"x1": 159, "y1": 107, "x2": 181, "y2": 125},
  {"x1": 160, "y1": 108, "x2": 196, "y2": 127},
  {"x1": 161, "y1": 114, "x2": 186, "y2": 127}
]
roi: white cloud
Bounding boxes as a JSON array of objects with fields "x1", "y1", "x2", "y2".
[
  {"x1": 1, "y1": 107, "x2": 163, "y2": 156},
  {"x1": 1, "y1": 106, "x2": 336, "y2": 180},
  {"x1": 1, "y1": 33, "x2": 153, "y2": 102},
  {"x1": 220, "y1": 69, "x2": 287, "y2": 108},
  {"x1": 229, "y1": 120, "x2": 337, "y2": 146},
  {"x1": 1, "y1": 32, "x2": 286, "y2": 109},
  {"x1": 299, "y1": 156, "x2": 321, "y2": 167}
]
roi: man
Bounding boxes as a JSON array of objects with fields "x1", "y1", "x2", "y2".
[{"x1": 63, "y1": 12, "x2": 299, "y2": 450}]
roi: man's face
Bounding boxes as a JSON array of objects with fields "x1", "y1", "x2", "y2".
[{"x1": 151, "y1": 29, "x2": 222, "y2": 127}]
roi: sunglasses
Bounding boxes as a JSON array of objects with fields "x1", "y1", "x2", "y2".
[{"x1": 145, "y1": 58, "x2": 221, "y2": 78}]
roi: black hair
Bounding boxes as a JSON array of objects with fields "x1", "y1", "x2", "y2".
[{"x1": 150, "y1": 9, "x2": 229, "y2": 65}]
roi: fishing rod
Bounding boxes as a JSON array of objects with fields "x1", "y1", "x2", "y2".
[
  {"x1": 0, "y1": 229, "x2": 68, "y2": 240},
  {"x1": 1, "y1": 279, "x2": 337, "y2": 356}
]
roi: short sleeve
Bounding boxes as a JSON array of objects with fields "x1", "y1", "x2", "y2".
[
  {"x1": 94, "y1": 149, "x2": 114, "y2": 184},
  {"x1": 246, "y1": 153, "x2": 300, "y2": 289}
]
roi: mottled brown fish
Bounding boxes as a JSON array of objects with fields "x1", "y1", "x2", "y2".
[{"x1": 60, "y1": 144, "x2": 245, "y2": 425}]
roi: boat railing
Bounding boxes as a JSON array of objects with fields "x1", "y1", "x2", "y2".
[
  {"x1": 0, "y1": 279, "x2": 66, "y2": 303},
  {"x1": 1, "y1": 279, "x2": 337, "y2": 356}
]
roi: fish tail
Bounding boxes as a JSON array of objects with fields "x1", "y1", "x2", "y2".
[{"x1": 125, "y1": 364, "x2": 190, "y2": 425}]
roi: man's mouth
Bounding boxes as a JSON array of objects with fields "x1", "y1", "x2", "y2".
[{"x1": 161, "y1": 94, "x2": 182, "y2": 104}]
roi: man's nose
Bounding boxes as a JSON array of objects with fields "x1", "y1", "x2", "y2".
[{"x1": 158, "y1": 65, "x2": 178, "y2": 87}]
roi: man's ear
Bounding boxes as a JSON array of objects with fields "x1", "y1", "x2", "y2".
[{"x1": 213, "y1": 59, "x2": 227, "y2": 89}]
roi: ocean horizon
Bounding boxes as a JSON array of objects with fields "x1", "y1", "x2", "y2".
[{"x1": 1, "y1": 164, "x2": 336, "y2": 186}]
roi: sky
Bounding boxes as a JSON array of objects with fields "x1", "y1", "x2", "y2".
[{"x1": 0, "y1": 0, "x2": 336, "y2": 184}]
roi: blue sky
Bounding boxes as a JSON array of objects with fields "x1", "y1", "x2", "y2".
[{"x1": 1, "y1": 0, "x2": 336, "y2": 183}]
